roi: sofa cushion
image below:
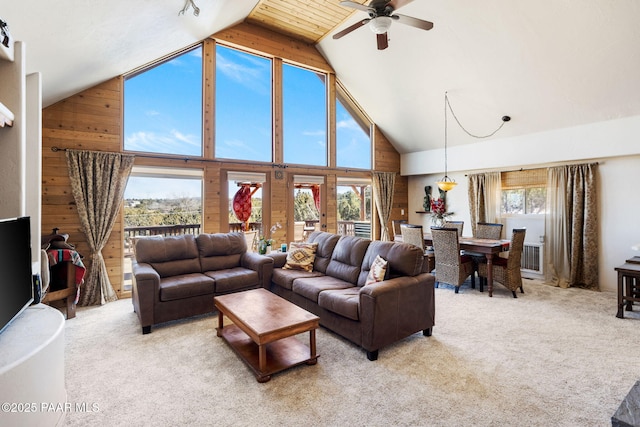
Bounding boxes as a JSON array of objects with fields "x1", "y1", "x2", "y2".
[
  {"x1": 272, "y1": 268, "x2": 323, "y2": 290},
  {"x1": 136, "y1": 235, "x2": 202, "y2": 278},
  {"x1": 317, "y1": 287, "x2": 361, "y2": 321},
  {"x1": 205, "y1": 267, "x2": 259, "y2": 293},
  {"x1": 325, "y1": 235, "x2": 370, "y2": 285},
  {"x1": 197, "y1": 232, "x2": 246, "y2": 271},
  {"x1": 307, "y1": 231, "x2": 340, "y2": 273},
  {"x1": 292, "y1": 275, "x2": 354, "y2": 303},
  {"x1": 283, "y1": 242, "x2": 318, "y2": 272},
  {"x1": 159, "y1": 273, "x2": 215, "y2": 302},
  {"x1": 365, "y1": 255, "x2": 388, "y2": 286}
]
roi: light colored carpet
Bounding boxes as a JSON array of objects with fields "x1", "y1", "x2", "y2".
[{"x1": 62, "y1": 280, "x2": 640, "y2": 426}]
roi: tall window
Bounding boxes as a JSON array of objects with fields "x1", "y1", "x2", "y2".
[
  {"x1": 292, "y1": 175, "x2": 324, "y2": 240},
  {"x1": 336, "y1": 87, "x2": 371, "y2": 169},
  {"x1": 283, "y1": 63, "x2": 327, "y2": 166},
  {"x1": 124, "y1": 45, "x2": 203, "y2": 156},
  {"x1": 215, "y1": 45, "x2": 272, "y2": 162},
  {"x1": 122, "y1": 167, "x2": 203, "y2": 291},
  {"x1": 336, "y1": 179, "x2": 372, "y2": 238},
  {"x1": 227, "y1": 171, "x2": 266, "y2": 233}
]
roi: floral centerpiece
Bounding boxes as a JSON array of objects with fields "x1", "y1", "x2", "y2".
[
  {"x1": 430, "y1": 198, "x2": 453, "y2": 227},
  {"x1": 258, "y1": 222, "x2": 282, "y2": 254}
]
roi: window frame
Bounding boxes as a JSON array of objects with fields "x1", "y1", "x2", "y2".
[{"x1": 335, "y1": 81, "x2": 372, "y2": 170}]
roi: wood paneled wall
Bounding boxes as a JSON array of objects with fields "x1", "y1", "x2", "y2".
[
  {"x1": 41, "y1": 23, "x2": 407, "y2": 300},
  {"x1": 42, "y1": 77, "x2": 124, "y2": 295}
]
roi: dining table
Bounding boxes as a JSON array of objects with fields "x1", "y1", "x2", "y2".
[{"x1": 422, "y1": 234, "x2": 511, "y2": 297}]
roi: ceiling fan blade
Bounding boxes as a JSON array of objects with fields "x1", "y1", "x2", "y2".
[
  {"x1": 376, "y1": 33, "x2": 389, "y2": 50},
  {"x1": 388, "y1": 0, "x2": 414, "y2": 10},
  {"x1": 339, "y1": 1, "x2": 374, "y2": 13},
  {"x1": 392, "y1": 13, "x2": 434, "y2": 31},
  {"x1": 333, "y1": 19, "x2": 371, "y2": 39}
]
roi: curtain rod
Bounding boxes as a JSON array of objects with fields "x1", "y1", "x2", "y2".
[
  {"x1": 49, "y1": 146, "x2": 372, "y2": 175},
  {"x1": 464, "y1": 161, "x2": 600, "y2": 177}
]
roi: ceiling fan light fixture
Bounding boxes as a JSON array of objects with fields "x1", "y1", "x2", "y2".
[{"x1": 369, "y1": 16, "x2": 392, "y2": 34}]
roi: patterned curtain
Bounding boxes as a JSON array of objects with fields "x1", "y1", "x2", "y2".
[
  {"x1": 66, "y1": 149, "x2": 135, "y2": 305},
  {"x1": 467, "y1": 172, "x2": 501, "y2": 236},
  {"x1": 372, "y1": 172, "x2": 396, "y2": 241},
  {"x1": 545, "y1": 163, "x2": 598, "y2": 290}
]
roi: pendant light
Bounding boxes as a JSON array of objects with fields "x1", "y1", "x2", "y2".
[{"x1": 436, "y1": 92, "x2": 457, "y2": 192}]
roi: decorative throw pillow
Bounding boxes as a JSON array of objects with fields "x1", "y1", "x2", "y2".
[
  {"x1": 283, "y1": 242, "x2": 319, "y2": 272},
  {"x1": 365, "y1": 255, "x2": 388, "y2": 286}
]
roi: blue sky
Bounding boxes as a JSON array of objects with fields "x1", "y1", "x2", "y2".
[{"x1": 123, "y1": 43, "x2": 370, "y2": 199}]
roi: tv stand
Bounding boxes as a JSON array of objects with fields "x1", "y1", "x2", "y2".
[{"x1": 0, "y1": 304, "x2": 66, "y2": 426}]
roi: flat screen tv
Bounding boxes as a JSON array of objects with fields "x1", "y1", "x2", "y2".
[{"x1": 0, "y1": 216, "x2": 33, "y2": 334}]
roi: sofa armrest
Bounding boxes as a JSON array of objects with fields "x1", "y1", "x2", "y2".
[
  {"x1": 131, "y1": 262, "x2": 161, "y2": 330},
  {"x1": 241, "y1": 252, "x2": 274, "y2": 288},
  {"x1": 358, "y1": 273, "x2": 435, "y2": 352},
  {"x1": 266, "y1": 252, "x2": 288, "y2": 268}
]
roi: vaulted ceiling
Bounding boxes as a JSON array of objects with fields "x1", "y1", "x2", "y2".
[{"x1": 4, "y1": 0, "x2": 640, "y2": 155}]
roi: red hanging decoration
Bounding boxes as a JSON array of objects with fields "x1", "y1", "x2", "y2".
[
  {"x1": 311, "y1": 184, "x2": 321, "y2": 212},
  {"x1": 232, "y1": 184, "x2": 252, "y2": 229}
]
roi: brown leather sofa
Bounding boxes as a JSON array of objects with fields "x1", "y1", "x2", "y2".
[
  {"x1": 268, "y1": 231, "x2": 435, "y2": 360},
  {"x1": 132, "y1": 232, "x2": 273, "y2": 334}
]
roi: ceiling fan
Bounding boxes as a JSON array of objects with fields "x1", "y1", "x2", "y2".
[{"x1": 333, "y1": 0, "x2": 433, "y2": 50}]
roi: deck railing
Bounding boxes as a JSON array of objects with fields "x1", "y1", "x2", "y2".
[{"x1": 124, "y1": 220, "x2": 372, "y2": 255}]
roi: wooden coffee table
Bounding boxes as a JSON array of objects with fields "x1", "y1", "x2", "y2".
[{"x1": 214, "y1": 288, "x2": 320, "y2": 383}]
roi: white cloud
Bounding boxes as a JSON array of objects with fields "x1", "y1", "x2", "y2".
[
  {"x1": 125, "y1": 130, "x2": 201, "y2": 156},
  {"x1": 215, "y1": 51, "x2": 270, "y2": 94}
]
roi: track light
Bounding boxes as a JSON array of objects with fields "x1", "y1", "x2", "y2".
[{"x1": 179, "y1": 0, "x2": 200, "y2": 17}]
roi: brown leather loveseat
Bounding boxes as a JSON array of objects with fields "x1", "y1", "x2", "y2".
[
  {"x1": 132, "y1": 232, "x2": 273, "y2": 334},
  {"x1": 268, "y1": 231, "x2": 435, "y2": 360}
]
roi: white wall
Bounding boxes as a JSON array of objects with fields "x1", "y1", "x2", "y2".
[{"x1": 404, "y1": 116, "x2": 640, "y2": 293}]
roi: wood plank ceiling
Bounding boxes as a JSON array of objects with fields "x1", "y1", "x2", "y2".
[{"x1": 246, "y1": 0, "x2": 367, "y2": 43}]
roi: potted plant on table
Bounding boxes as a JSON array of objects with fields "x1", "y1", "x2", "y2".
[{"x1": 258, "y1": 222, "x2": 282, "y2": 254}]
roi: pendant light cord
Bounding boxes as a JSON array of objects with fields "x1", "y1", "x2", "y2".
[
  {"x1": 445, "y1": 92, "x2": 507, "y2": 139},
  {"x1": 443, "y1": 92, "x2": 449, "y2": 177}
]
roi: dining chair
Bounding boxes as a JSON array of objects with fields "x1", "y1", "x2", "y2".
[
  {"x1": 392, "y1": 219, "x2": 408, "y2": 242},
  {"x1": 444, "y1": 221, "x2": 464, "y2": 237},
  {"x1": 475, "y1": 222, "x2": 503, "y2": 240},
  {"x1": 477, "y1": 228, "x2": 526, "y2": 297},
  {"x1": 467, "y1": 222, "x2": 504, "y2": 288},
  {"x1": 400, "y1": 223, "x2": 435, "y2": 273},
  {"x1": 430, "y1": 227, "x2": 475, "y2": 293}
]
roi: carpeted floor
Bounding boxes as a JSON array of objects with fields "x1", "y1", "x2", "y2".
[{"x1": 61, "y1": 279, "x2": 640, "y2": 426}]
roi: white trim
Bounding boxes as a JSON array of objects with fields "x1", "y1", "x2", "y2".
[
  {"x1": 227, "y1": 171, "x2": 266, "y2": 183},
  {"x1": 132, "y1": 166, "x2": 203, "y2": 179},
  {"x1": 337, "y1": 177, "x2": 371, "y2": 186},
  {"x1": 293, "y1": 175, "x2": 325, "y2": 184}
]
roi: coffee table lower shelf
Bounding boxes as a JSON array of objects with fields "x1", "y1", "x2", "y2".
[{"x1": 217, "y1": 324, "x2": 319, "y2": 383}]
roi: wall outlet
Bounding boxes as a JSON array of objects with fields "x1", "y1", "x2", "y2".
[{"x1": 401, "y1": 209, "x2": 405, "y2": 215}]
